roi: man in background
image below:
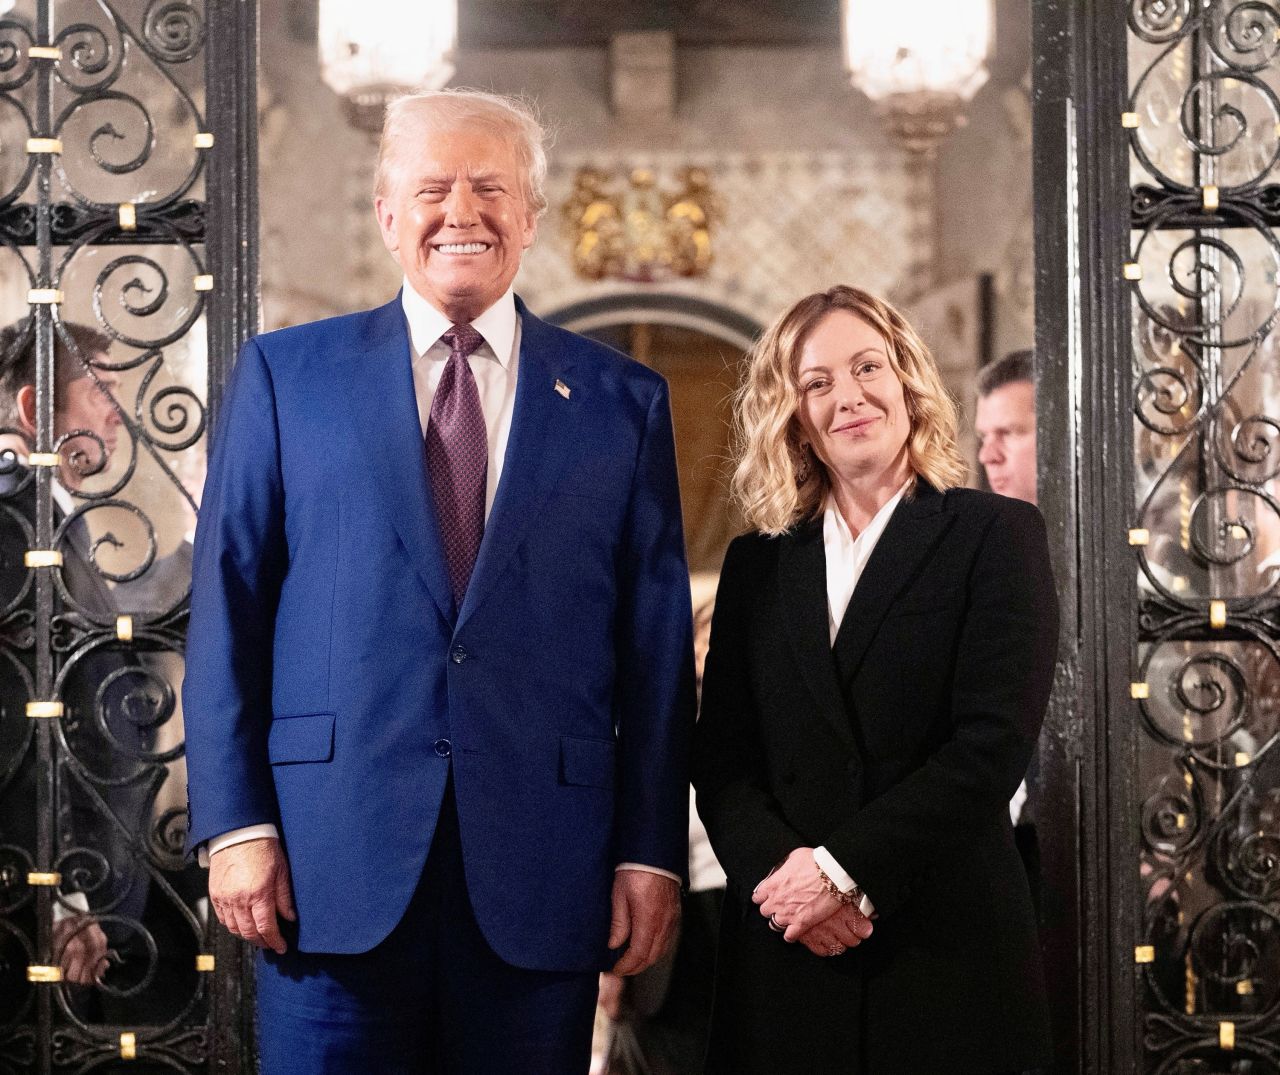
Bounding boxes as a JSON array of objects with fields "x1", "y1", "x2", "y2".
[
  {"x1": 976, "y1": 348, "x2": 1037, "y2": 506},
  {"x1": 0, "y1": 321, "x2": 121, "y2": 996},
  {"x1": 975, "y1": 347, "x2": 1042, "y2": 909}
]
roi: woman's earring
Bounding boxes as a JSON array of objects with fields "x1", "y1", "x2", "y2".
[{"x1": 795, "y1": 443, "x2": 811, "y2": 486}]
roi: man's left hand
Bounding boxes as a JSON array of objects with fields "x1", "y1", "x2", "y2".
[{"x1": 608, "y1": 869, "x2": 680, "y2": 976}]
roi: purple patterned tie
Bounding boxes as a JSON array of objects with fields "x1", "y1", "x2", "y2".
[{"x1": 425, "y1": 323, "x2": 487, "y2": 606}]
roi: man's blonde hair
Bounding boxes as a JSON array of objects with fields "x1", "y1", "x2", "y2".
[
  {"x1": 373, "y1": 88, "x2": 549, "y2": 217},
  {"x1": 731, "y1": 285, "x2": 967, "y2": 536}
]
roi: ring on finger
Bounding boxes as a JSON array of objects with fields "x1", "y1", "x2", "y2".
[
  {"x1": 768, "y1": 914, "x2": 785, "y2": 933},
  {"x1": 827, "y1": 943, "x2": 846, "y2": 956}
]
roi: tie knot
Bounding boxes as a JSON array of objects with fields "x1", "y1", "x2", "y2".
[{"x1": 441, "y1": 323, "x2": 485, "y2": 360}]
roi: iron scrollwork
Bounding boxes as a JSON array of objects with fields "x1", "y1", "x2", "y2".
[
  {"x1": 0, "y1": 1, "x2": 243, "y2": 1072},
  {"x1": 1129, "y1": 1, "x2": 1280, "y2": 1068}
]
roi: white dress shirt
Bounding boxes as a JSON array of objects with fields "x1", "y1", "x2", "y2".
[
  {"x1": 811, "y1": 482, "x2": 910, "y2": 917},
  {"x1": 205, "y1": 284, "x2": 678, "y2": 885}
]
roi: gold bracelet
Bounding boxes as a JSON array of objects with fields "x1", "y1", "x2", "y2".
[{"x1": 816, "y1": 862, "x2": 859, "y2": 906}]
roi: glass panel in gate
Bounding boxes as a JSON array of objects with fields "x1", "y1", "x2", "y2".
[{"x1": 1128, "y1": 2, "x2": 1280, "y2": 1069}]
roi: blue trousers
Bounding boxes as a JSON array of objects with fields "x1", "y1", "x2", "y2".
[{"x1": 255, "y1": 785, "x2": 599, "y2": 1074}]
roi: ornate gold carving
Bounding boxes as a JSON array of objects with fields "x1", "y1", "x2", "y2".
[{"x1": 563, "y1": 166, "x2": 719, "y2": 282}]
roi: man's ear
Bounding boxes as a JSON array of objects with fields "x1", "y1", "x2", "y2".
[{"x1": 14, "y1": 383, "x2": 36, "y2": 436}]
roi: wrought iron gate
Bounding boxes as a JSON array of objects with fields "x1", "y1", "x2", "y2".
[
  {"x1": 0, "y1": 1, "x2": 257, "y2": 1071},
  {"x1": 1036, "y1": 0, "x2": 1280, "y2": 1070}
]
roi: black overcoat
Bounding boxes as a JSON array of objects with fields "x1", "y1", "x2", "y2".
[{"x1": 693, "y1": 481, "x2": 1059, "y2": 1075}]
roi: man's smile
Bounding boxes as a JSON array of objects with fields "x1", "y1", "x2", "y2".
[{"x1": 432, "y1": 241, "x2": 492, "y2": 255}]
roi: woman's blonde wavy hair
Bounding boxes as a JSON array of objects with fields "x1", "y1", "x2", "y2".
[{"x1": 731, "y1": 285, "x2": 967, "y2": 536}]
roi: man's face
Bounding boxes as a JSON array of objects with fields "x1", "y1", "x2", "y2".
[
  {"x1": 374, "y1": 122, "x2": 537, "y2": 323},
  {"x1": 975, "y1": 380, "x2": 1037, "y2": 505},
  {"x1": 57, "y1": 365, "x2": 121, "y2": 484}
]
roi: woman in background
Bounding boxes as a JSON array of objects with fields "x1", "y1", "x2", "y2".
[{"x1": 693, "y1": 285, "x2": 1058, "y2": 1074}]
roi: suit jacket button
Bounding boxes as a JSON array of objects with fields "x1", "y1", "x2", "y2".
[
  {"x1": 450, "y1": 645, "x2": 468, "y2": 664},
  {"x1": 434, "y1": 738, "x2": 452, "y2": 758}
]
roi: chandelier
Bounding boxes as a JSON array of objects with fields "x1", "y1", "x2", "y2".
[
  {"x1": 841, "y1": 0, "x2": 993, "y2": 156},
  {"x1": 319, "y1": 0, "x2": 458, "y2": 131}
]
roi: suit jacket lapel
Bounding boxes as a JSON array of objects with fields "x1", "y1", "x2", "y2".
[
  {"x1": 832, "y1": 481, "x2": 953, "y2": 684},
  {"x1": 777, "y1": 520, "x2": 857, "y2": 752},
  {"x1": 347, "y1": 296, "x2": 455, "y2": 625},
  {"x1": 457, "y1": 300, "x2": 576, "y2": 627}
]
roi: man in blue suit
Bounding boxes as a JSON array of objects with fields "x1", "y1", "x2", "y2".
[{"x1": 183, "y1": 89, "x2": 695, "y2": 1073}]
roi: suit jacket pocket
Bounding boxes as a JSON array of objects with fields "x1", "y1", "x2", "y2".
[
  {"x1": 560, "y1": 735, "x2": 616, "y2": 788},
  {"x1": 268, "y1": 712, "x2": 336, "y2": 765}
]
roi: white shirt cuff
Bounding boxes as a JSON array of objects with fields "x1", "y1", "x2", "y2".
[
  {"x1": 814, "y1": 846, "x2": 876, "y2": 917},
  {"x1": 199, "y1": 823, "x2": 280, "y2": 867},
  {"x1": 615, "y1": 862, "x2": 681, "y2": 885},
  {"x1": 1010, "y1": 779, "x2": 1029, "y2": 826},
  {"x1": 51, "y1": 889, "x2": 89, "y2": 923}
]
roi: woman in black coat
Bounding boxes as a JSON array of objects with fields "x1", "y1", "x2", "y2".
[{"x1": 693, "y1": 285, "x2": 1059, "y2": 1074}]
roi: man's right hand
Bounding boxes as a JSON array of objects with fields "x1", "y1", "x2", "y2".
[{"x1": 208, "y1": 837, "x2": 296, "y2": 954}]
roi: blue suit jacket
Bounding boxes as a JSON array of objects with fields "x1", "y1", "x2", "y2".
[{"x1": 183, "y1": 296, "x2": 695, "y2": 970}]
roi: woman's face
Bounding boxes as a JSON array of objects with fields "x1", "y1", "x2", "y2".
[{"x1": 794, "y1": 308, "x2": 910, "y2": 491}]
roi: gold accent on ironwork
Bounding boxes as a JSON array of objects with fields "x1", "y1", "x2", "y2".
[
  {"x1": 1175, "y1": 813, "x2": 1186, "y2": 829},
  {"x1": 116, "y1": 615, "x2": 133, "y2": 642},
  {"x1": 194, "y1": 132, "x2": 214, "y2": 149},
  {"x1": 1238, "y1": 979, "x2": 1254, "y2": 996},
  {"x1": 1202, "y1": 185, "x2": 1219, "y2": 211},
  {"x1": 1121, "y1": 111, "x2": 1140, "y2": 128},
  {"x1": 563, "y1": 165, "x2": 719, "y2": 282},
  {"x1": 1230, "y1": 523, "x2": 1248, "y2": 540},
  {"x1": 26, "y1": 701, "x2": 63, "y2": 719},
  {"x1": 193, "y1": 274, "x2": 213, "y2": 292},
  {"x1": 25, "y1": 137, "x2": 62, "y2": 155},
  {"x1": 1220, "y1": 1022, "x2": 1235, "y2": 1050},
  {"x1": 1123, "y1": 262, "x2": 1142, "y2": 280},
  {"x1": 1128, "y1": 528, "x2": 1150, "y2": 546},
  {"x1": 1130, "y1": 682, "x2": 1150, "y2": 699},
  {"x1": 27, "y1": 288, "x2": 63, "y2": 305},
  {"x1": 118, "y1": 203, "x2": 137, "y2": 231},
  {"x1": 1236, "y1": 751, "x2": 1252, "y2": 768},
  {"x1": 28, "y1": 452, "x2": 59, "y2": 467},
  {"x1": 196, "y1": 953, "x2": 215, "y2": 972},
  {"x1": 24, "y1": 550, "x2": 62, "y2": 568},
  {"x1": 27, "y1": 965, "x2": 61, "y2": 982},
  {"x1": 120, "y1": 1032, "x2": 137, "y2": 1060},
  {"x1": 26, "y1": 871, "x2": 60, "y2": 886},
  {"x1": 1135, "y1": 945, "x2": 1155, "y2": 964},
  {"x1": 28, "y1": 46, "x2": 61, "y2": 60},
  {"x1": 1210, "y1": 600, "x2": 1227, "y2": 628}
]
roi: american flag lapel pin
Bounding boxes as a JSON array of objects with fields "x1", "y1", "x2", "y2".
[{"x1": 554, "y1": 379, "x2": 571, "y2": 399}]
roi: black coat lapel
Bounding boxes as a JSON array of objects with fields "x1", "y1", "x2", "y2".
[
  {"x1": 832, "y1": 481, "x2": 953, "y2": 684},
  {"x1": 777, "y1": 519, "x2": 857, "y2": 751}
]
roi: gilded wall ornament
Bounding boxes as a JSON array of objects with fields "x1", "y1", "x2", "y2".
[{"x1": 562, "y1": 166, "x2": 720, "y2": 282}]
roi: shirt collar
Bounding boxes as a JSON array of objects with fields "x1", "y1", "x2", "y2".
[
  {"x1": 824, "y1": 479, "x2": 911, "y2": 549},
  {"x1": 400, "y1": 282, "x2": 518, "y2": 369}
]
